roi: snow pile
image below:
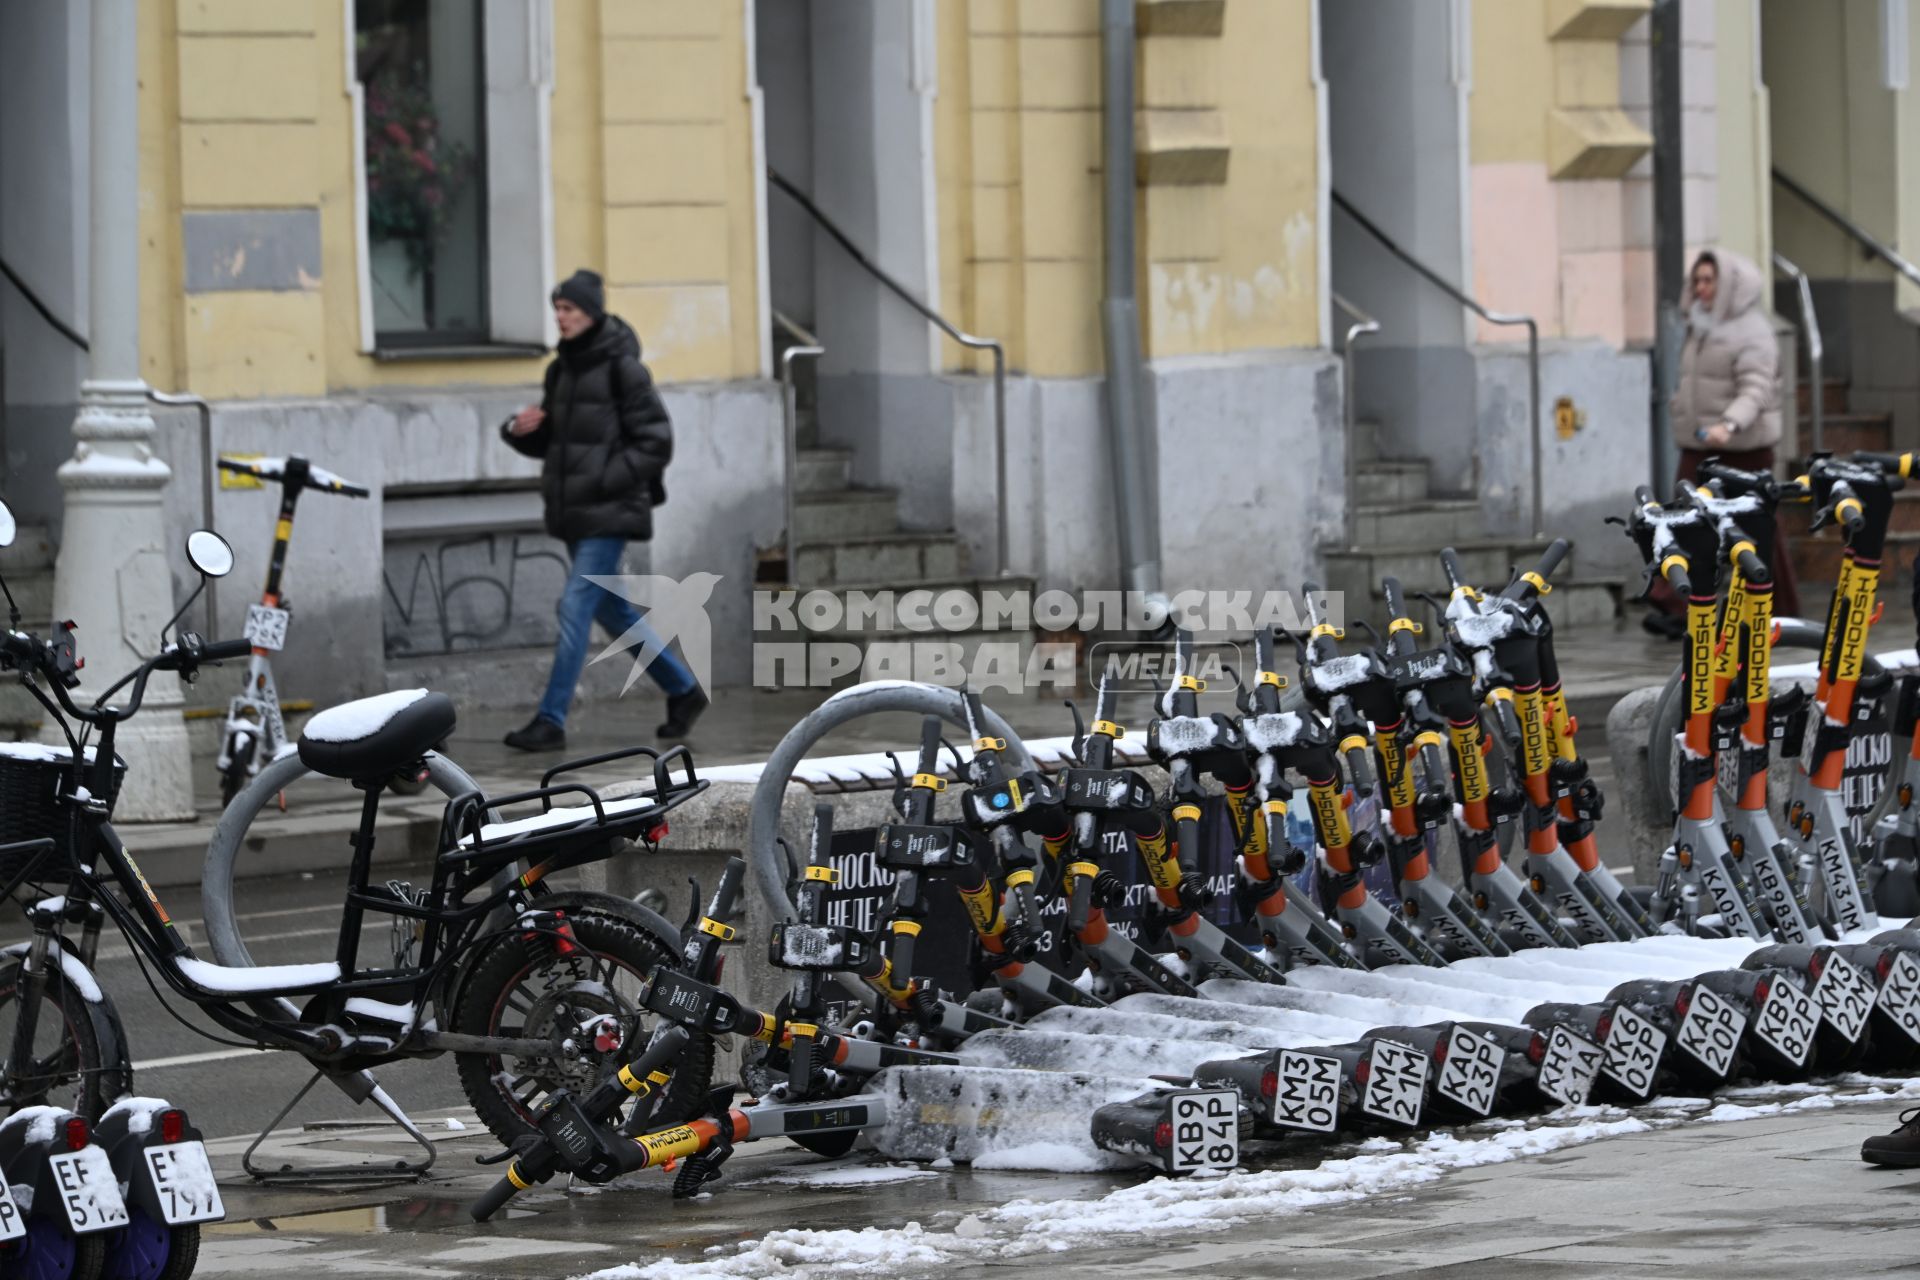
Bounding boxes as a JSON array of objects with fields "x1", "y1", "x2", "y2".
[
  {"x1": 579, "y1": 1076, "x2": 1920, "y2": 1280},
  {"x1": 175, "y1": 955, "x2": 340, "y2": 995},
  {"x1": 868, "y1": 1066, "x2": 1151, "y2": 1170},
  {"x1": 302, "y1": 689, "x2": 428, "y2": 743}
]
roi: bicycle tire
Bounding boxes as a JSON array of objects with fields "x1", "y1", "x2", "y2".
[
  {"x1": 0, "y1": 959, "x2": 108, "y2": 1121},
  {"x1": 452, "y1": 911, "x2": 706, "y2": 1147}
]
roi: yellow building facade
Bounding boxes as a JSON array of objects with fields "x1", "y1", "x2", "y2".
[{"x1": 5, "y1": 0, "x2": 1895, "y2": 695}]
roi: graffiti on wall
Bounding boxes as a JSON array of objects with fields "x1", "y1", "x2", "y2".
[{"x1": 382, "y1": 529, "x2": 570, "y2": 657}]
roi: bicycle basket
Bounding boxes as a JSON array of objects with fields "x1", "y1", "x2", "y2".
[{"x1": 0, "y1": 744, "x2": 124, "y2": 886}]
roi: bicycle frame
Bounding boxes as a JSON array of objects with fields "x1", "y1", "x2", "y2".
[{"x1": 2, "y1": 647, "x2": 707, "y2": 1106}]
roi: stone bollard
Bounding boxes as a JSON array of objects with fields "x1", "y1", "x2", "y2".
[{"x1": 1604, "y1": 683, "x2": 1671, "y2": 886}]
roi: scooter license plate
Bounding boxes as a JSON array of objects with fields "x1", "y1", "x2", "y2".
[
  {"x1": 1812, "y1": 954, "x2": 1876, "y2": 1044},
  {"x1": 1270, "y1": 1050, "x2": 1341, "y2": 1133},
  {"x1": 243, "y1": 604, "x2": 289, "y2": 651},
  {"x1": 1361, "y1": 1041, "x2": 1427, "y2": 1126},
  {"x1": 1435, "y1": 1028, "x2": 1504, "y2": 1116},
  {"x1": 143, "y1": 1142, "x2": 225, "y2": 1225},
  {"x1": 48, "y1": 1148, "x2": 127, "y2": 1234},
  {"x1": 1166, "y1": 1091, "x2": 1239, "y2": 1175},
  {"x1": 1877, "y1": 952, "x2": 1920, "y2": 1044},
  {"x1": 1752, "y1": 979, "x2": 1818, "y2": 1066},
  {"x1": 1674, "y1": 985, "x2": 1745, "y2": 1077},
  {"x1": 0, "y1": 1182, "x2": 23, "y2": 1242},
  {"x1": 1601, "y1": 1005, "x2": 1666, "y2": 1098},
  {"x1": 1537, "y1": 1025, "x2": 1603, "y2": 1107}
]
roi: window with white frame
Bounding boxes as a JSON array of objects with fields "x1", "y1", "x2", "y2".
[{"x1": 352, "y1": 0, "x2": 553, "y2": 354}]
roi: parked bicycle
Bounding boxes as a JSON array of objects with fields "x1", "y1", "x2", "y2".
[{"x1": 0, "y1": 502, "x2": 709, "y2": 1182}]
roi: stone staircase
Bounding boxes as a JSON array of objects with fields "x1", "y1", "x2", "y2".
[
  {"x1": 769, "y1": 328, "x2": 1039, "y2": 684},
  {"x1": 1322, "y1": 440, "x2": 1623, "y2": 631},
  {"x1": 1783, "y1": 379, "x2": 1917, "y2": 583}
]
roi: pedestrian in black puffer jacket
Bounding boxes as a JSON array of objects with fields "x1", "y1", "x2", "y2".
[{"x1": 499, "y1": 269, "x2": 707, "y2": 751}]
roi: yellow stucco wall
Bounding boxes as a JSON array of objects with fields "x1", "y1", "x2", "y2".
[
  {"x1": 1468, "y1": 0, "x2": 1650, "y2": 347},
  {"x1": 1765, "y1": 0, "x2": 1897, "y2": 283},
  {"x1": 933, "y1": 0, "x2": 1323, "y2": 378},
  {"x1": 138, "y1": 0, "x2": 764, "y2": 400}
]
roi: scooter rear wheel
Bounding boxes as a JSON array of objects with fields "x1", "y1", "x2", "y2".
[
  {"x1": 4, "y1": 1215, "x2": 107, "y2": 1280},
  {"x1": 101, "y1": 1210, "x2": 196, "y2": 1280}
]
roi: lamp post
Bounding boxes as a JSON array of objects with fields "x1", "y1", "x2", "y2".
[{"x1": 49, "y1": 0, "x2": 194, "y2": 819}]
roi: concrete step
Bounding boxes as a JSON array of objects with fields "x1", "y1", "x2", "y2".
[
  {"x1": 794, "y1": 532, "x2": 968, "y2": 587},
  {"x1": 1349, "y1": 499, "x2": 1485, "y2": 547},
  {"x1": 1353, "y1": 459, "x2": 1432, "y2": 505},
  {"x1": 794, "y1": 447, "x2": 853, "y2": 495},
  {"x1": 794, "y1": 489, "x2": 901, "y2": 541},
  {"x1": 1320, "y1": 537, "x2": 1574, "y2": 606},
  {"x1": 1793, "y1": 412, "x2": 1893, "y2": 458},
  {"x1": 1795, "y1": 377, "x2": 1850, "y2": 418},
  {"x1": 1339, "y1": 576, "x2": 1623, "y2": 629},
  {"x1": 1789, "y1": 528, "x2": 1920, "y2": 586}
]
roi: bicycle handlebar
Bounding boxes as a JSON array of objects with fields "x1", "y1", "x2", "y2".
[{"x1": 1438, "y1": 548, "x2": 1467, "y2": 595}]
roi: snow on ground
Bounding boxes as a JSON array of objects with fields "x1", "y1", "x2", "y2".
[{"x1": 577, "y1": 1075, "x2": 1920, "y2": 1280}]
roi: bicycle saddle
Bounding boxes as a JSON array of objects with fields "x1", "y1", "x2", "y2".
[{"x1": 298, "y1": 688, "x2": 455, "y2": 781}]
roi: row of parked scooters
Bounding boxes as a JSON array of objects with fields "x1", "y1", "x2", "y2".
[
  {"x1": 467, "y1": 453, "x2": 1920, "y2": 1212},
  {"x1": 0, "y1": 1097, "x2": 220, "y2": 1279}
]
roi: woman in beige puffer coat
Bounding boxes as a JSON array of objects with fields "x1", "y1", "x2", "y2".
[{"x1": 1646, "y1": 248, "x2": 1799, "y2": 632}]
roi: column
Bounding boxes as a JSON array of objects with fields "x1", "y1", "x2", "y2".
[{"x1": 50, "y1": 0, "x2": 195, "y2": 820}]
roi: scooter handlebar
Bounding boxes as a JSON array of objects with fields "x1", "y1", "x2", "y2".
[{"x1": 1502, "y1": 538, "x2": 1570, "y2": 601}]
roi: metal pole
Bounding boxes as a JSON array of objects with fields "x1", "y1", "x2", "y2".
[
  {"x1": 49, "y1": 0, "x2": 195, "y2": 819},
  {"x1": 990, "y1": 345, "x2": 1008, "y2": 577},
  {"x1": 1526, "y1": 320, "x2": 1543, "y2": 539},
  {"x1": 1650, "y1": 0, "x2": 1684, "y2": 495},
  {"x1": 1100, "y1": 0, "x2": 1163, "y2": 605}
]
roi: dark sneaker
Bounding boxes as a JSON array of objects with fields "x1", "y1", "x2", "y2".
[
  {"x1": 1640, "y1": 611, "x2": 1685, "y2": 640},
  {"x1": 1862, "y1": 1108, "x2": 1920, "y2": 1166},
  {"x1": 658, "y1": 686, "x2": 709, "y2": 739},
  {"x1": 503, "y1": 716, "x2": 566, "y2": 752}
]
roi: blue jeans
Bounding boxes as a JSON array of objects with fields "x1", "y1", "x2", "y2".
[{"x1": 537, "y1": 537, "x2": 696, "y2": 727}]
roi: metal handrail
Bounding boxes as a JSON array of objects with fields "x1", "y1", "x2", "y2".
[
  {"x1": 1332, "y1": 293, "x2": 1382, "y2": 551},
  {"x1": 773, "y1": 309, "x2": 824, "y2": 586},
  {"x1": 1331, "y1": 189, "x2": 1544, "y2": 539},
  {"x1": 1771, "y1": 253, "x2": 1824, "y2": 456},
  {"x1": 146, "y1": 388, "x2": 218, "y2": 633},
  {"x1": 766, "y1": 168, "x2": 1012, "y2": 576},
  {"x1": 1774, "y1": 167, "x2": 1920, "y2": 291}
]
